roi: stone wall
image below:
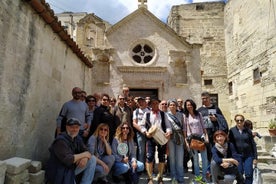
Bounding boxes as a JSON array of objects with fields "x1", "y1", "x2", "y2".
[
  {"x1": 225, "y1": 0, "x2": 276, "y2": 130},
  {"x1": 168, "y1": 2, "x2": 230, "y2": 121},
  {"x1": 0, "y1": 0, "x2": 92, "y2": 162}
]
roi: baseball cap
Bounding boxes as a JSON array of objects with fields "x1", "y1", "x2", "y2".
[{"x1": 66, "y1": 118, "x2": 81, "y2": 126}]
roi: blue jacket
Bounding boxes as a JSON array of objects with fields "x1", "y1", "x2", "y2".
[{"x1": 229, "y1": 126, "x2": 257, "y2": 159}]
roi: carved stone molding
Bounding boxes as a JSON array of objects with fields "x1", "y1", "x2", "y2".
[
  {"x1": 117, "y1": 66, "x2": 167, "y2": 73},
  {"x1": 92, "y1": 48, "x2": 114, "y2": 63}
]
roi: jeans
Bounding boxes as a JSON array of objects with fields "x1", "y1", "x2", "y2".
[
  {"x1": 237, "y1": 156, "x2": 254, "y2": 184},
  {"x1": 137, "y1": 132, "x2": 146, "y2": 164},
  {"x1": 168, "y1": 139, "x2": 184, "y2": 183},
  {"x1": 112, "y1": 160, "x2": 144, "y2": 176},
  {"x1": 75, "y1": 155, "x2": 97, "y2": 184},
  {"x1": 94, "y1": 155, "x2": 115, "y2": 180},
  {"x1": 211, "y1": 160, "x2": 236, "y2": 184},
  {"x1": 192, "y1": 148, "x2": 208, "y2": 180}
]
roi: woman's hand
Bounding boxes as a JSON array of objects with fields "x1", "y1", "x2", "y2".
[
  {"x1": 101, "y1": 162, "x2": 110, "y2": 173},
  {"x1": 253, "y1": 159, "x2": 258, "y2": 165},
  {"x1": 132, "y1": 161, "x2": 137, "y2": 170},
  {"x1": 122, "y1": 156, "x2": 129, "y2": 163}
]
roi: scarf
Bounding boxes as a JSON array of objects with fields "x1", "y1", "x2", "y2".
[{"x1": 215, "y1": 142, "x2": 228, "y2": 157}]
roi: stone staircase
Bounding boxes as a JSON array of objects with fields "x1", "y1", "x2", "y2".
[{"x1": 256, "y1": 138, "x2": 276, "y2": 183}]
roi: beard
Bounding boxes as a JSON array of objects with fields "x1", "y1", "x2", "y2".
[{"x1": 67, "y1": 131, "x2": 78, "y2": 138}]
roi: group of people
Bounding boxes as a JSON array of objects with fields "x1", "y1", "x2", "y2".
[{"x1": 45, "y1": 87, "x2": 259, "y2": 184}]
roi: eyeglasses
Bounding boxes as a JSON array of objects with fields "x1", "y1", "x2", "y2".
[
  {"x1": 100, "y1": 128, "x2": 108, "y2": 132},
  {"x1": 102, "y1": 98, "x2": 109, "y2": 101},
  {"x1": 235, "y1": 119, "x2": 244, "y2": 123},
  {"x1": 121, "y1": 127, "x2": 129, "y2": 130}
]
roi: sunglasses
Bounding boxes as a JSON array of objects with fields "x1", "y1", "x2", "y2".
[
  {"x1": 100, "y1": 128, "x2": 108, "y2": 132},
  {"x1": 235, "y1": 119, "x2": 244, "y2": 123},
  {"x1": 121, "y1": 127, "x2": 129, "y2": 130}
]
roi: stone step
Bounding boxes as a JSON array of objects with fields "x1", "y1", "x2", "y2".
[
  {"x1": 257, "y1": 144, "x2": 262, "y2": 150},
  {"x1": 261, "y1": 172, "x2": 276, "y2": 184},
  {"x1": 257, "y1": 150, "x2": 271, "y2": 156},
  {"x1": 257, "y1": 156, "x2": 276, "y2": 164}
]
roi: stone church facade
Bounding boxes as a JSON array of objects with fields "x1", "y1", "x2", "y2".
[{"x1": 57, "y1": 0, "x2": 276, "y2": 130}]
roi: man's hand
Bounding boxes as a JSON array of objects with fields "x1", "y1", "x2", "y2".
[
  {"x1": 165, "y1": 132, "x2": 171, "y2": 139},
  {"x1": 209, "y1": 114, "x2": 217, "y2": 122},
  {"x1": 77, "y1": 157, "x2": 88, "y2": 168}
]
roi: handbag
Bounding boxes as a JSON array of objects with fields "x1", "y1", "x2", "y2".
[
  {"x1": 172, "y1": 130, "x2": 184, "y2": 145},
  {"x1": 252, "y1": 166, "x2": 261, "y2": 184},
  {"x1": 189, "y1": 137, "x2": 205, "y2": 151},
  {"x1": 186, "y1": 118, "x2": 206, "y2": 151}
]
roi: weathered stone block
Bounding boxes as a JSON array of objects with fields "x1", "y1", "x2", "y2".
[
  {"x1": 4, "y1": 157, "x2": 31, "y2": 174},
  {"x1": 28, "y1": 161, "x2": 42, "y2": 173},
  {"x1": 5, "y1": 169, "x2": 29, "y2": 184},
  {"x1": 0, "y1": 161, "x2": 7, "y2": 184},
  {"x1": 29, "y1": 170, "x2": 45, "y2": 184}
]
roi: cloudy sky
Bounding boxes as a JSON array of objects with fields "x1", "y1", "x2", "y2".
[{"x1": 45, "y1": 0, "x2": 227, "y2": 24}]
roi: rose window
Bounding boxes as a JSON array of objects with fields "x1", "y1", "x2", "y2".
[{"x1": 131, "y1": 43, "x2": 155, "y2": 64}]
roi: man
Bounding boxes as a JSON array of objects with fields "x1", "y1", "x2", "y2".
[
  {"x1": 56, "y1": 87, "x2": 92, "y2": 142},
  {"x1": 80, "y1": 90, "x2": 87, "y2": 101},
  {"x1": 132, "y1": 97, "x2": 150, "y2": 165},
  {"x1": 159, "y1": 100, "x2": 168, "y2": 112},
  {"x1": 90, "y1": 93, "x2": 115, "y2": 143},
  {"x1": 113, "y1": 94, "x2": 132, "y2": 127},
  {"x1": 46, "y1": 118, "x2": 96, "y2": 184},
  {"x1": 177, "y1": 98, "x2": 184, "y2": 113},
  {"x1": 197, "y1": 92, "x2": 228, "y2": 162},
  {"x1": 122, "y1": 85, "x2": 130, "y2": 100},
  {"x1": 140, "y1": 98, "x2": 172, "y2": 184}
]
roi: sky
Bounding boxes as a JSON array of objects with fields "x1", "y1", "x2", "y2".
[{"x1": 45, "y1": 0, "x2": 227, "y2": 24}]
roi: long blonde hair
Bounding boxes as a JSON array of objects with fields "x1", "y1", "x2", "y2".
[{"x1": 93, "y1": 123, "x2": 110, "y2": 142}]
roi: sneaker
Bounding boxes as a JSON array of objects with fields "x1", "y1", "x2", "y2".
[{"x1": 171, "y1": 178, "x2": 178, "y2": 184}]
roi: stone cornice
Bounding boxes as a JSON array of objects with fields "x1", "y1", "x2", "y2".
[{"x1": 117, "y1": 66, "x2": 167, "y2": 73}]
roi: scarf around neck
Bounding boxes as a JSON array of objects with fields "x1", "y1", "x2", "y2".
[{"x1": 215, "y1": 142, "x2": 228, "y2": 157}]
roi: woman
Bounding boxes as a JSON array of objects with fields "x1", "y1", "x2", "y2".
[
  {"x1": 166, "y1": 99, "x2": 185, "y2": 184},
  {"x1": 183, "y1": 99, "x2": 209, "y2": 182},
  {"x1": 244, "y1": 119, "x2": 262, "y2": 139},
  {"x1": 87, "y1": 123, "x2": 115, "y2": 184},
  {"x1": 229, "y1": 114, "x2": 258, "y2": 184},
  {"x1": 112, "y1": 122, "x2": 144, "y2": 184},
  {"x1": 211, "y1": 130, "x2": 244, "y2": 184},
  {"x1": 86, "y1": 95, "x2": 97, "y2": 126}
]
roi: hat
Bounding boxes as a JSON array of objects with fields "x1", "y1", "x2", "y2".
[
  {"x1": 137, "y1": 97, "x2": 145, "y2": 101},
  {"x1": 66, "y1": 118, "x2": 81, "y2": 126}
]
